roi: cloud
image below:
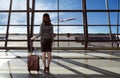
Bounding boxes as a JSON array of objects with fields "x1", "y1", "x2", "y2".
[
  {"x1": 9, "y1": 26, "x2": 27, "y2": 34},
  {"x1": 0, "y1": 0, "x2": 77, "y2": 34},
  {"x1": 0, "y1": 13, "x2": 8, "y2": 25},
  {"x1": 0, "y1": 0, "x2": 10, "y2": 10},
  {"x1": 0, "y1": 0, "x2": 58, "y2": 33},
  {"x1": 10, "y1": 13, "x2": 26, "y2": 25},
  {"x1": 12, "y1": 0, "x2": 26, "y2": 10}
]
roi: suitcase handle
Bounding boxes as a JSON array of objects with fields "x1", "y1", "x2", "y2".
[{"x1": 30, "y1": 40, "x2": 37, "y2": 55}]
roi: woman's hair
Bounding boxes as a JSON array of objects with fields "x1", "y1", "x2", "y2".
[{"x1": 42, "y1": 13, "x2": 51, "y2": 25}]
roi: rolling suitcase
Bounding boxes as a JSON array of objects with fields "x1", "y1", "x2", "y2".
[
  {"x1": 27, "y1": 55, "x2": 40, "y2": 73},
  {"x1": 27, "y1": 41, "x2": 40, "y2": 73}
]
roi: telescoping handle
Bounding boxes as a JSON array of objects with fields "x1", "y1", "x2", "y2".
[
  {"x1": 33, "y1": 40, "x2": 37, "y2": 55},
  {"x1": 30, "y1": 40, "x2": 37, "y2": 55}
]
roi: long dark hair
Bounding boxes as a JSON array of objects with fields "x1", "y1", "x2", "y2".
[{"x1": 42, "y1": 13, "x2": 51, "y2": 25}]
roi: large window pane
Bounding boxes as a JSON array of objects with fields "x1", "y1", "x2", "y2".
[
  {"x1": 59, "y1": 26, "x2": 83, "y2": 33},
  {"x1": 7, "y1": 42, "x2": 27, "y2": 47},
  {"x1": 12, "y1": 0, "x2": 26, "y2": 10},
  {"x1": 10, "y1": 13, "x2": 27, "y2": 25},
  {"x1": 86, "y1": 0, "x2": 106, "y2": 10},
  {"x1": 8, "y1": 34, "x2": 27, "y2": 40},
  {"x1": 0, "y1": 0, "x2": 10, "y2": 10},
  {"x1": 0, "y1": 26, "x2": 7, "y2": 34},
  {"x1": 35, "y1": 0, "x2": 57, "y2": 10},
  {"x1": 9, "y1": 26, "x2": 27, "y2": 34},
  {"x1": 34, "y1": 13, "x2": 58, "y2": 25},
  {"x1": 0, "y1": 13, "x2": 9, "y2": 25},
  {"x1": 87, "y1": 13, "x2": 108, "y2": 24},
  {"x1": 59, "y1": 12, "x2": 83, "y2": 25},
  {"x1": 108, "y1": 0, "x2": 118, "y2": 10},
  {"x1": 119, "y1": 27, "x2": 120, "y2": 34},
  {"x1": 111, "y1": 26, "x2": 117, "y2": 34},
  {"x1": 110, "y1": 12, "x2": 117, "y2": 25},
  {"x1": 0, "y1": 42, "x2": 5, "y2": 47},
  {"x1": 59, "y1": 0, "x2": 82, "y2": 10},
  {"x1": 88, "y1": 26, "x2": 110, "y2": 34}
]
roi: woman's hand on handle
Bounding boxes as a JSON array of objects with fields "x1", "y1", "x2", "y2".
[{"x1": 31, "y1": 36, "x2": 36, "y2": 40}]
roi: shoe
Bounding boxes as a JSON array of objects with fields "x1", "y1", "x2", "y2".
[
  {"x1": 44, "y1": 67, "x2": 47, "y2": 74},
  {"x1": 46, "y1": 67, "x2": 50, "y2": 74}
]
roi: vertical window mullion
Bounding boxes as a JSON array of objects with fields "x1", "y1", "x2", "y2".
[
  {"x1": 105, "y1": 0, "x2": 113, "y2": 47},
  {"x1": 82, "y1": 0, "x2": 88, "y2": 49},
  {"x1": 5, "y1": 0, "x2": 13, "y2": 49}
]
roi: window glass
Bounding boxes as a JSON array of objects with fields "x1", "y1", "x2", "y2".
[
  {"x1": 34, "y1": 13, "x2": 58, "y2": 25},
  {"x1": 110, "y1": 12, "x2": 118, "y2": 25},
  {"x1": 59, "y1": 26, "x2": 83, "y2": 33},
  {"x1": 8, "y1": 42, "x2": 27, "y2": 47},
  {"x1": 35, "y1": 0, "x2": 57, "y2": 10},
  {"x1": 88, "y1": 26, "x2": 110, "y2": 34},
  {"x1": 0, "y1": 0, "x2": 10, "y2": 10},
  {"x1": 86, "y1": 0, "x2": 106, "y2": 10},
  {"x1": 108, "y1": 0, "x2": 118, "y2": 10},
  {"x1": 12, "y1": 0, "x2": 26, "y2": 10},
  {"x1": 9, "y1": 26, "x2": 27, "y2": 34},
  {"x1": 59, "y1": 12, "x2": 83, "y2": 25},
  {"x1": 87, "y1": 13, "x2": 108, "y2": 24},
  {"x1": 10, "y1": 13, "x2": 27, "y2": 25},
  {"x1": 59, "y1": 0, "x2": 82, "y2": 10},
  {"x1": 0, "y1": 26, "x2": 7, "y2": 34},
  {"x1": 0, "y1": 13, "x2": 8, "y2": 25},
  {"x1": 111, "y1": 26, "x2": 117, "y2": 34}
]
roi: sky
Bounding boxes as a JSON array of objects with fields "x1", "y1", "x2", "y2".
[{"x1": 0, "y1": 0, "x2": 119, "y2": 34}]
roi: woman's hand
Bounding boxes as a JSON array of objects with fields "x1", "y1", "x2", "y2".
[{"x1": 31, "y1": 36, "x2": 36, "y2": 40}]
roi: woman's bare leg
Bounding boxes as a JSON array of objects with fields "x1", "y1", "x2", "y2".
[
  {"x1": 42, "y1": 52, "x2": 46, "y2": 73},
  {"x1": 46, "y1": 52, "x2": 51, "y2": 73},
  {"x1": 47, "y1": 52, "x2": 51, "y2": 67}
]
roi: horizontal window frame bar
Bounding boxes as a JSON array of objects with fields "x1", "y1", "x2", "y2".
[
  {"x1": 0, "y1": 10, "x2": 120, "y2": 12},
  {"x1": 0, "y1": 40, "x2": 120, "y2": 42},
  {"x1": 0, "y1": 47, "x2": 120, "y2": 50},
  {"x1": 0, "y1": 25, "x2": 120, "y2": 26}
]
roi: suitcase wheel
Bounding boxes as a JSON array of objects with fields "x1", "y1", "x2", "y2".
[{"x1": 28, "y1": 70, "x2": 31, "y2": 73}]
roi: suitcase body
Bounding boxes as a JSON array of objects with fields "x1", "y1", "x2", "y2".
[{"x1": 27, "y1": 55, "x2": 40, "y2": 72}]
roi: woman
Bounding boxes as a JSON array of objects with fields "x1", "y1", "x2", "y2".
[{"x1": 31, "y1": 13, "x2": 54, "y2": 74}]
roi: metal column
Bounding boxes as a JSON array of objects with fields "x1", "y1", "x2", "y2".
[
  {"x1": 27, "y1": 0, "x2": 31, "y2": 52},
  {"x1": 82, "y1": 0, "x2": 88, "y2": 49},
  {"x1": 5, "y1": 0, "x2": 13, "y2": 50},
  {"x1": 117, "y1": 0, "x2": 120, "y2": 47},
  {"x1": 57, "y1": 0, "x2": 60, "y2": 49},
  {"x1": 105, "y1": 0, "x2": 113, "y2": 47},
  {"x1": 30, "y1": 0, "x2": 35, "y2": 51}
]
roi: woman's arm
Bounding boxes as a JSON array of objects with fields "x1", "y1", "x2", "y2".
[{"x1": 31, "y1": 24, "x2": 42, "y2": 40}]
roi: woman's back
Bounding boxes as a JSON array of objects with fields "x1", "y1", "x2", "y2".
[{"x1": 41, "y1": 23, "x2": 53, "y2": 39}]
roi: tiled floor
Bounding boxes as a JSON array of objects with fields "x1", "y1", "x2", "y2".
[{"x1": 0, "y1": 50, "x2": 120, "y2": 78}]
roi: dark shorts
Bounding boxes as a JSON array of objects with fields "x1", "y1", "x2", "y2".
[{"x1": 41, "y1": 38, "x2": 53, "y2": 52}]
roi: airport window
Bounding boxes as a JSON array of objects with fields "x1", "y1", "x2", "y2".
[
  {"x1": 12, "y1": 0, "x2": 26, "y2": 10},
  {"x1": 0, "y1": 0, "x2": 10, "y2": 10},
  {"x1": 0, "y1": 0, "x2": 120, "y2": 50},
  {"x1": 87, "y1": 13, "x2": 108, "y2": 24},
  {"x1": 35, "y1": 0, "x2": 57, "y2": 10},
  {"x1": 86, "y1": 0, "x2": 106, "y2": 10},
  {"x1": 59, "y1": 0, "x2": 82, "y2": 10},
  {"x1": 0, "y1": 13, "x2": 9, "y2": 25}
]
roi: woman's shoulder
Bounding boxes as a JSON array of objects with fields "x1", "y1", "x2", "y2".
[{"x1": 40, "y1": 23, "x2": 44, "y2": 26}]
